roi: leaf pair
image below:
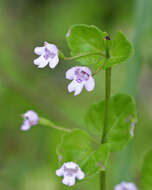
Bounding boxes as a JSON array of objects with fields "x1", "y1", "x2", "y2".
[
  {"x1": 66, "y1": 24, "x2": 133, "y2": 69},
  {"x1": 57, "y1": 94, "x2": 137, "y2": 177}
]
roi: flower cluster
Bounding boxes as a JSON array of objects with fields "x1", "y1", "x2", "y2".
[
  {"x1": 34, "y1": 42, "x2": 95, "y2": 96},
  {"x1": 115, "y1": 181, "x2": 137, "y2": 190},
  {"x1": 56, "y1": 162, "x2": 85, "y2": 186}
]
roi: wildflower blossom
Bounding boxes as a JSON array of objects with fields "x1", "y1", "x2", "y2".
[
  {"x1": 56, "y1": 162, "x2": 85, "y2": 186},
  {"x1": 21, "y1": 110, "x2": 39, "y2": 131},
  {"x1": 115, "y1": 181, "x2": 137, "y2": 190},
  {"x1": 66, "y1": 66, "x2": 95, "y2": 96},
  {"x1": 34, "y1": 42, "x2": 59, "y2": 68}
]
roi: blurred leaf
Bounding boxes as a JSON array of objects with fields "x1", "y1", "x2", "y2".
[
  {"x1": 141, "y1": 149, "x2": 152, "y2": 190},
  {"x1": 57, "y1": 129, "x2": 109, "y2": 177},
  {"x1": 85, "y1": 94, "x2": 137, "y2": 151},
  {"x1": 66, "y1": 24, "x2": 107, "y2": 66},
  {"x1": 103, "y1": 31, "x2": 134, "y2": 69}
]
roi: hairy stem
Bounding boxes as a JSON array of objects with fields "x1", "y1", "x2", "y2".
[{"x1": 100, "y1": 40, "x2": 111, "y2": 190}]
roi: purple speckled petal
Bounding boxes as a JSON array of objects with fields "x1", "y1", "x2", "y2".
[
  {"x1": 34, "y1": 56, "x2": 48, "y2": 68},
  {"x1": 81, "y1": 66, "x2": 92, "y2": 76},
  {"x1": 34, "y1": 47, "x2": 45, "y2": 55},
  {"x1": 45, "y1": 43, "x2": 58, "y2": 54},
  {"x1": 84, "y1": 77, "x2": 95, "y2": 92}
]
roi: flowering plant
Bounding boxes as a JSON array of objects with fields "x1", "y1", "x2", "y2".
[{"x1": 20, "y1": 24, "x2": 151, "y2": 190}]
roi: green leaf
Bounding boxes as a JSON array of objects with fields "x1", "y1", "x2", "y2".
[
  {"x1": 142, "y1": 150, "x2": 152, "y2": 190},
  {"x1": 56, "y1": 129, "x2": 93, "y2": 166},
  {"x1": 102, "y1": 31, "x2": 134, "y2": 69},
  {"x1": 85, "y1": 94, "x2": 137, "y2": 151},
  {"x1": 57, "y1": 129, "x2": 109, "y2": 177},
  {"x1": 66, "y1": 24, "x2": 107, "y2": 66}
]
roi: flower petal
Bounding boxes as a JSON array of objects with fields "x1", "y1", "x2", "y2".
[
  {"x1": 68, "y1": 81, "x2": 83, "y2": 96},
  {"x1": 34, "y1": 56, "x2": 48, "y2": 68},
  {"x1": 115, "y1": 182, "x2": 137, "y2": 190},
  {"x1": 81, "y1": 66, "x2": 92, "y2": 76},
  {"x1": 56, "y1": 167, "x2": 64, "y2": 177},
  {"x1": 48, "y1": 56, "x2": 59, "y2": 69},
  {"x1": 84, "y1": 77, "x2": 95, "y2": 92},
  {"x1": 76, "y1": 169, "x2": 85, "y2": 180},
  {"x1": 34, "y1": 47, "x2": 45, "y2": 55},
  {"x1": 45, "y1": 43, "x2": 58, "y2": 54},
  {"x1": 66, "y1": 67, "x2": 75, "y2": 80},
  {"x1": 62, "y1": 176, "x2": 75, "y2": 186},
  {"x1": 21, "y1": 120, "x2": 31, "y2": 131}
]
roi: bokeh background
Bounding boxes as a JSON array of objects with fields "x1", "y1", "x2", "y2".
[{"x1": 0, "y1": 0, "x2": 152, "y2": 189}]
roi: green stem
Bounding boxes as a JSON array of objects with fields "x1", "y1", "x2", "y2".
[
  {"x1": 100, "y1": 41, "x2": 111, "y2": 190},
  {"x1": 64, "y1": 52, "x2": 105, "y2": 61},
  {"x1": 102, "y1": 68, "x2": 111, "y2": 144},
  {"x1": 39, "y1": 117, "x2": 71, "y2": 133}
]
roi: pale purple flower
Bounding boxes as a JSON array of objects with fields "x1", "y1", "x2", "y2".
[
  {"x1": 34, "y1": 42, "x2": 59, "y2": 68},
  {"x1": 115, "y1": 181, "x2": 137, "y2": 190},
  {"x1": 56, "y1": 162, "x2": 85, "y2": 186},
  {"x1": 66, "y1": 66, "x2": 95, "y2": 96},
  {"x1": 21, "y1": 110, "x2": 39, "y2": 131}
]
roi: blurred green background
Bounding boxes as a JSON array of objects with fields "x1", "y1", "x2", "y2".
[{"x1": 0, "y1": 0, "x2": 152, "y2": 189}]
